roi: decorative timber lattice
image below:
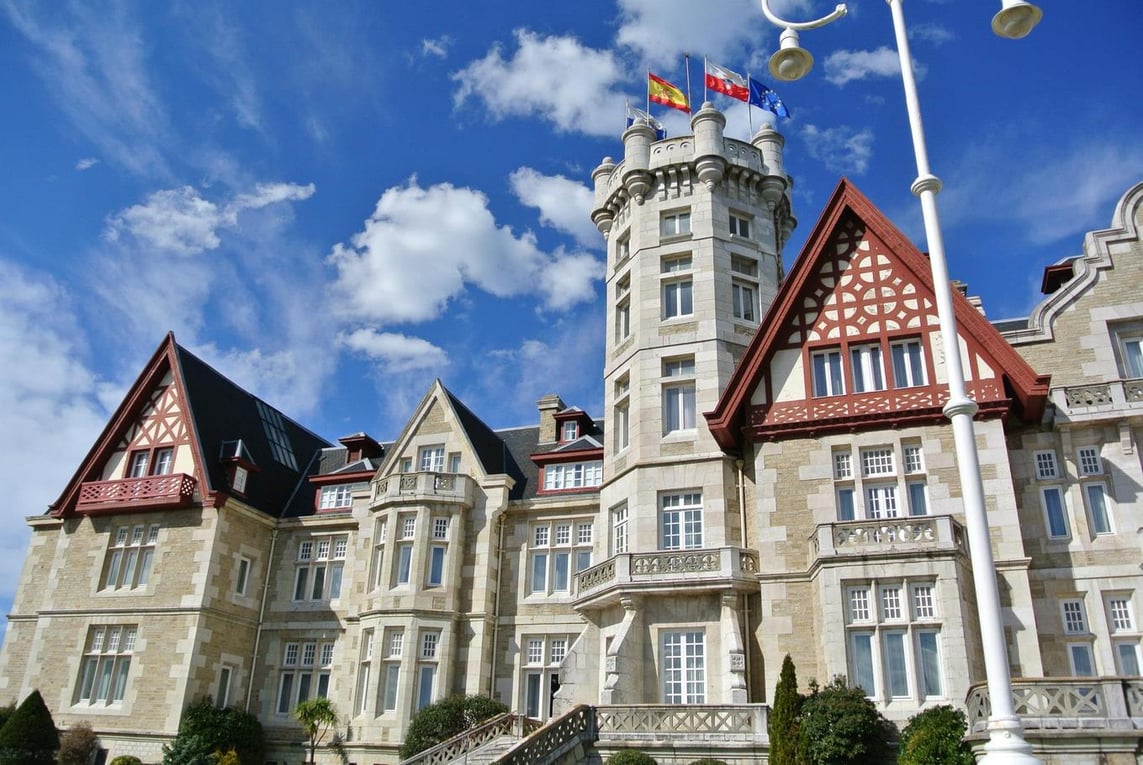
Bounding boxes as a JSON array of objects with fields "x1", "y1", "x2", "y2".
[
  {"x1": 116, "y1": 383, "x2": 191, "y2": 451},
  {"x1": 77, "y1": 474, "x2": 196, "y2": 513}
]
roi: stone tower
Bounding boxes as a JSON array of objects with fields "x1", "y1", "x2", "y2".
[{"x1": 565, "y1": 103, "x2": 795, "y2": 706}]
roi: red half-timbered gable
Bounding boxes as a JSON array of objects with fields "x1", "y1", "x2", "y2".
[{"x1": 707, "y1": 179, "x2": 1049, "y2": 450}]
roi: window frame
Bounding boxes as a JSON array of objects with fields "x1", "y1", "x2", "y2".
[
  {"x1": 811, "y1": 348, "x2": 845, "y2": 397},
  {"x1": 660, "y1": 210, "x2": 692, "y2": 239},
  {"x1": 660, "y1": 492, "x2": 703, "y2": 551}
]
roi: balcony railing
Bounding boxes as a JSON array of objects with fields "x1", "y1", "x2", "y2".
[
  {"x1": 966, "y1": 678, "x2": 1143, "y2": 734},
  {"x1": 811, "y1": 514, "x2": 967, "y2": 559},
  {"x1": 575, "y1": 547, "x2": 758, "y2": 605},
  {"x1": 1051, "y1": 378, "x2": 1143, "y2": 421},
  {"x1": 398, "y1": 712, "x2": 541, "y2": 765},
  {"x1": 372, "y1": 472, "x2": 473, "y2": 507},
  {"x1": 76, "y1": 474, "x2": 197, "y2": 514}
]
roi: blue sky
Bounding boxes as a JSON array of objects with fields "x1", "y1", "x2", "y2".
[{"x1": 0, "y1": 0, "x2": 1139, "y2": 613}]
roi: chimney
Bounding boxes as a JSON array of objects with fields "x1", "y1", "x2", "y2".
[
  {"x1": 338, "y1": 433, "x2": 384, "y2": 465},
  {"x1": 536, "y1": 394, "x2": 566, "y2": 444}
]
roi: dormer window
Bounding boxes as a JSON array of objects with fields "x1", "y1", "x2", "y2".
[
  {"x1": 319, "y1": 485, "x2": 353, "y2": 511},
  {"x1": 232, "y1": 466, "x2": 249, "y2": 494},
  {"x1": 562, "y1": 421, "x2": 578, "y2": 442}
]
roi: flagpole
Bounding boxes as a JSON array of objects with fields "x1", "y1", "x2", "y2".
[
  {"x1": 703, "y1": 57, "x2": 709, "y2": 103},
  {"x1": 684, "y1": 53, "x2": 692, "y2": 112},
  {"x1": 646, "y1": 70, "x2": 650, "y2": 114},
  {"x1": 747, "y1": 71, "x2": 755, "y2": 136}
]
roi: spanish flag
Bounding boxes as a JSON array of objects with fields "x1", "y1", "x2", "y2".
[{"x1": 648, "y1": 72, "x2": 690, "y2": 113}]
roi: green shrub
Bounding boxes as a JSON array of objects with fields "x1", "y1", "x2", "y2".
[
  {"x1": 399, "y1": 695, "x2": 509, "y2": 759},
  {"x1": 110, "y1": 757, "x2": 143, "y2": 765},
  {"x1": 768, "y1": 654, "x2": 802, "y2": 765},
  {"x1": 0, "y1": 689, "x2": 59, "y2": 764},
  {"x1": 162, "y1": 699, "x2": 263, "y2": 765},
  {"x1": 897, "y1": 705, "x2": 974, "y2": 765},
  {"x1": 687, "y1": 759, "x2": 727, "y2": 765},
  {"x1": 797, "y1": 677, "x2": 892, "y2": 765},
  {"x1": 606, "y1": 750, "x2": 657, "y2": 765},
  {"x1": 0, "y1": 707, "x2": 13, "y2": 734},
  {"x1": 58, "y1": 721, "x2": 99, "y2": 765}
]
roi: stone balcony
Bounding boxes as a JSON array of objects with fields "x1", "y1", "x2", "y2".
[
  {"x1": 573, "y1": 547, "x2": 758, "y2": 609},
  {"x1": 1051, "y1": 377, "x2": 1143, "y2": 425},
  {"x1": 76, "y1": 473, "x2": 197, "y2": 514},
  {"x1": 371, "y1": 472, "x2": 473, "y2": 509},
  {"x1": 810, "y1": 514, "x2": 968, "y2": 561}
]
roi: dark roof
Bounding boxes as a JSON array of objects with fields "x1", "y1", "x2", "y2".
[
  {"x1": 175, "y1": 344, "x2": 332, "y2": 518},
  {"x1": 444, "y1": 388, "x2": 530, "y2": 498},
  {"x1": 498, "y1": 426, "x2": 541, "y2": 501},
  {"x1": 992, "y1": 317, "x2": 1031, "y2": 333}
]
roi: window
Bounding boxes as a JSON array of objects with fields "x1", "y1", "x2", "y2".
[
  {"x1": 153, "y1": 447, "x2": 173, "y2": 475},
  {"x1": 448, "y1": 452, "x2": 461, "y2": 473},
  {"x1": 522, "y1": 635, "x2": 569, "y2": 720},
  {"x1": 530, "y1": 520, "x2": 593, "y2": 595},
  {"x1": 661, "y1": 492, "x2": 702, "y2": 550},
  {"x1": 1068, "y1": 644, "x2": 1095, "y2": 676},
  {"x1": 729, "y1": 213, "x2": 751, "y2": 238},
  {"x1": 616, "y1": 275, "x2": 631, "y2": 343},
  {"x1": 1107, "y1": 596, "x2": 1135, "y2": 633},
  {"x1": 662, "y1": 257, "x2": 694, "y2": 319},
  {"x1": 1120, "y1": 335, "x2": 1143, "y2": 378},
  {"x1": 232, "y1": 465, "x2": 248, "y2": 493},
  {"x1": 891, "y1": 340, "x2": 926, "y2": 388},
  {"x1": 862, "y1": 448, "x2": 895, "y2": 477},
  {"x1": 371, "y1": 518, "x2": 387, "y2": 590},
  {"x1": 416, "y1": 631, "x2": 440, "y2": 710},
  {"x1": 293, "y1": 536, "x2": 347, "y2": 601},
  {"x1": 611, "y1": 503, "x2": 629, "y2": 555},
  {"x1": 732, "y1": 281, "x2": 757, "y2": 322},
  {"x1": 127, "y1": 446, "x2": 174, "y2": 478},
  {"x1": 216, "y1": 665, "x2": 233, "y2": 708},
  {"x1": 319, "y1": 484, "x2": 352, "y2": 510},
  {"x1": 74, "y1": 625, "x2": 136, "y2": 705},
  {"x1": 850, "y1": 343, "x2": 886, "y2": 393},
  {"x1": 1034, "y1": 450, "x2": 1059, "y2": 480},
  {"x1": 379, "y1": 630, "x2": 403, "y2": 712},
  {"x1": 235, "y1": 556, "x2": 251, "y2": 597},
  {"x1": 833, "y1": 445, "x2": 929, "y2": 521},
  {"x1": 427, "y1": 517, "x2": 449, "y2": 587},
  {"x1": 1115, "y1": 643, "x2": 1141, "y2": 675},
  {"x1": 400, "y1": 457, "x2": 412, "y2": 473},
  {"x1": 1062, "y1": 600, "x2": 1088, "y2": 634},
  {"x1": 276, "y1": 641, "x2": 334, "y2": 713},
  {"x1": 562, "y1": 421, "x2": 578, "y2": 442},
  {"x1": 616, "y1": 233, "x2": 631, "y2": 263},
  {"x1": 660, "y1": 211, "x2": 691, "y2": 238},
  {"x1": 662, "y1": 631, "x2": 705, "y2": 703},
  {"x1": 663, "y1": 357, "x2": 696, "y2": 434},
  {"x1": 865, "y1": 484, "x2": 900, "y2": 519},
  {"x1": 1083, "y1": 483, "x2": 1113, "y2": 535},
  {"x1": 1040, "y1": 486, "x2": 1069, "y2": 538},
  {"x1": 846, "y1": 582, "x2": 943, "y2": 700},
  {"x1": 811, "y1": 349, "x2": 844, "y2": 396},
  {"x1": 543, "y1": 461, "x2": 603, "y2": 491},
  {"x1": 1076, "y1": 446, "x2": 1103, "y2": 476},
  {"x1": 101, "y1": 524, "x2": 159, "y2": 591},
  {"x1": 419, "y1": 445, "x2": 445, "y2": 473},
  {"x1": 356, "y1": 630, "x2": 373, "y2": 716}
]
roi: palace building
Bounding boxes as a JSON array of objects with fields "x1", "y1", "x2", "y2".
[{"x1": 1, "y1": 105, "x2": 1141, "y2": 764}]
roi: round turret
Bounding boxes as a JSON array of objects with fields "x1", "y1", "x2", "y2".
[
  {"x1": 753, "y1": 123, "x2": 788, "y2": 209},
  {"x1": 592, "y1": 156, "x2": 617, "y2": 236},
  {"x1": 691, "y1": 101, "x2": 727, "y2": 190},
  {"x1": 621, "y1": 120, "x2": 657, "y2": 204}
]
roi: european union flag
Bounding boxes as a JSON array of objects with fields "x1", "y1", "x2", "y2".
[{"x1": 749, "y1": 76, "x2": 791, "y2": 119}]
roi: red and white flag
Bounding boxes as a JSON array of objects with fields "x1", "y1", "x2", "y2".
[{"x1": 705, "y1": 60, "x2": 749, "y2": 102}]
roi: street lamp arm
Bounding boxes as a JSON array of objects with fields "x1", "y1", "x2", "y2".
[{"x1": 759, "y1": 0, "x2": 847, "y2": 31}]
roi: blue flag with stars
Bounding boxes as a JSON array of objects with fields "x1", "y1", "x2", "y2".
[{"x1": 749, "y1": 76, "x2": 791, "y2": 118}]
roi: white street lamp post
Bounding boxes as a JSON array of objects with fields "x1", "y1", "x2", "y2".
[{"x1": 757, "y1": 1, "x2": 1043, "y2": 763}]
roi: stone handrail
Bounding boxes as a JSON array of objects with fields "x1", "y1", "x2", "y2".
[
  {"x1": 497, "y1": 705, "x2": 595, "y2": 765},
  {"x1": 1052, "y1": 378, "x2": 1143, "y2": 418},
  {"x1": 399, "y1": 712, "x2": 538, "y2": 765},
  {"x1": 575, "y1": 547, "x2": 759, "y2": 601},
  {"x1": 811, "y1": 514, "x2": 967, "y2": 559},
  {"x1": 596, "y1": 704, "x2": 768, "y2": 741},
  {"x1": 966, "y1": 678, "x2": 1143, "y2": 734},
  {"x1": 373, "y1": 471, "x2": 472, "y2": 507}
]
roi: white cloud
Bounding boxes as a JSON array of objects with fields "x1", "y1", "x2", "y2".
[
  {"x1": 0, "y1": 259, "x2": 110, "y2": 611},
  {"x1": 799, "y1": 124, "x2": 874, "y2": 175},
  {"x1": 75, "y1": 157, "x2": 99, "y2": 171},
  {"x1": 421, "y1": 35, "x2": 453, "y2": 59},
  {"x1": 327, "y1": 177, "x2": 603, "y2": 324},
  {"x1": 536, "y1": 252, "x2": 606, "y2": 311},
  {"x1": 509, "y1": 167, "x2": 599, "y2": 248},
  {"x1": 339, "y1": 329, "x2": 449, "y2": 374},
  {"x1": 615, "y1": 0, "x2": 771, "y2": 66},
  {"x1": 452, "y1": 30, "x2": 628, "y2": 137},
  {"x1": 822, "y1": 47, "x2": 910, "y2": 86},
  {"x1": 233, "y1": 182, "x2": 317, "y2": 210},
  {"x1": 909, "y1": 23, "x2": 954, "y2": 45}
]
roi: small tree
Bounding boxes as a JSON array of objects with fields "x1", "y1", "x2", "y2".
[
  {"x1": 768, "y1": 654, "x2": 802, "y2": 765},
  {"x1": 399, "y1": 695, "x2": 509, "y2": 759},
  {"x1": 110, "y1": 757, "x2": 143, "y2": 765},
  {"x1": 294, "y1": 697, "x2": 339, "y2": 765},
  {"x1": 797, "y1": 677, "x2": 892, "y2": 765},
  {"x1": 606, "y1": 750, "x2": 657, "y2": 765},
  {"x1": 0, "y1": 689, "x2": 59, "y2": 764},
  {"x1": 58, "y1": 721, "x2": 99, "y2": 765},
  {"x1": 897, "y1": 705, "x2": 974, "y2": 765},
  {"x1": 162, "y1": 699, "x2": 264, "y2": 765}
]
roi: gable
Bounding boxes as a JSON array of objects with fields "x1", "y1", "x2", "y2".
[{"x1": 707, "y1": 179, "x2": 1049, "y2": 451}]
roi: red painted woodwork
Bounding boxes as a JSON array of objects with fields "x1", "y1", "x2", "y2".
[{"x1": 76, "y1": 473, "x2": 197, "y2": 514}]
